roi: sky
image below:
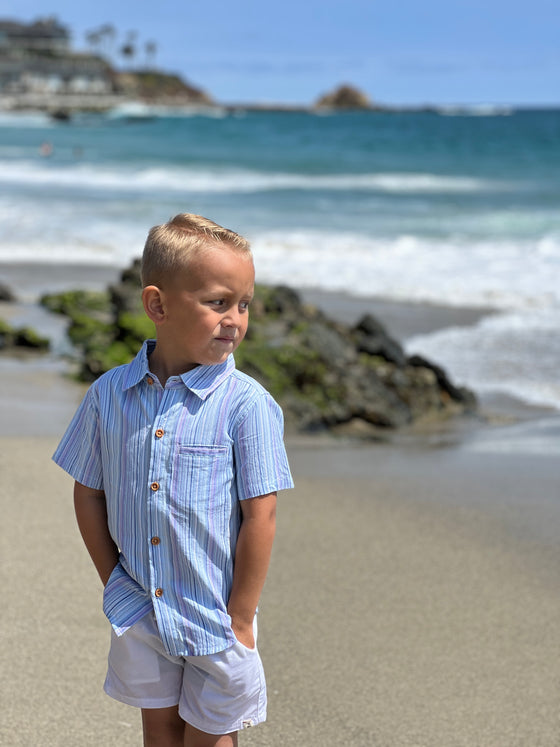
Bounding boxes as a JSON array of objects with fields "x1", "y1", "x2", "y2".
[{"x1": 4, "y1": 0, "x2": 560, "y2": 106}]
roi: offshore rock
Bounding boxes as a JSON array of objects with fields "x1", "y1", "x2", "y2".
[
  {"x1": 41, "y1": 262, "x2": 477, "y2": 437},
  {"x1": 314, "y1": 84, "x2": 374, "y2": 111}
]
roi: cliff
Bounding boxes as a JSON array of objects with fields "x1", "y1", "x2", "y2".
[{"x1": 113, "y1": 70, "x2": 213, "y2": 106}]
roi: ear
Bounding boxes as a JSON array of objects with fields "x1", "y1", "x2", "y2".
[{"x1": 142, "y1": 286, "x2": 166, "y2": 325}]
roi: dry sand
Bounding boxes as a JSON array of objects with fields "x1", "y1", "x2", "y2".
[{"x1": 2, "y1": 427, "x2": 559, "y2": 746}]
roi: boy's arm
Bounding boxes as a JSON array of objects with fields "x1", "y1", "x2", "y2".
[
  {"x1": 228, "y1": 492, "x2": 277, "y2": 649},
  {"x1": 74, "y1": 481, "x2": 119, "y2": 586}
]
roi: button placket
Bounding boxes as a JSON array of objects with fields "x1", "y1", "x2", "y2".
[
  {"x1": 148, "y1": 434, "x2": 163, "y2": 603},
  {"x1": 146, "y1": 392, "x2": 175, "y2": 613}
]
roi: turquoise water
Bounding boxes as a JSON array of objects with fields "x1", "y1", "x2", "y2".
[{"x1": 0, "y1": 107, "x2": 559, "y2": 409}]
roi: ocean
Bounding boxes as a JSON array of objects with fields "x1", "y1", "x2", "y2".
[{"x1": 0, "y1": 106, "x2": 559, "y2": 412}]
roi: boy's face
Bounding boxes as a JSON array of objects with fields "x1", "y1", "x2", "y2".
[{"x1": 159, "y1": 245, "x2": 255, "y2": 370}]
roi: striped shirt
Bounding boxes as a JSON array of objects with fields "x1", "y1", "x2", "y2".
[{"x1": 53, "y1": 340, "x2": 294, "y2": 657}]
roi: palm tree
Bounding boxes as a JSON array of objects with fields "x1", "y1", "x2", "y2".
[{"x1": 120, "y1": 30, "x2": 138, "y2": 69}]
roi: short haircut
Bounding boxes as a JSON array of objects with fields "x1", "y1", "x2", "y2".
[{"x1": 141, "y1": 213, "x2": 252, "y2": 287}]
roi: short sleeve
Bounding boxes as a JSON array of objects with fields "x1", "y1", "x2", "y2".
[
  {"x1": 234, "y1": 393, "x2": 294, "y2": 500},
  {"x1": 52, "y1": 384, "x2": 104, "y2": 490}
]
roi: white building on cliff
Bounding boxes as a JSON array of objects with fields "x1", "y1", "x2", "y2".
[{"x1": 0, "y1": 17, "x2": 114, "y2": 100}]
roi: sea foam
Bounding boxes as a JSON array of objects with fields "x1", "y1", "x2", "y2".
[
  {"x1": 250, "y1": 231, "x2": 560, "y2": 312},
  {"x1": 0, "y1": 160, "x2": 514, "y2": 195},
  {"x1": 405, "y1": 309, "x2": 560, "y2": 411}
]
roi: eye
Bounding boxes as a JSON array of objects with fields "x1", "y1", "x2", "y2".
[
  {"x1": 239, "y1": 300, "x2": 251, "y2": 311},
  {"x1": 209, "y1": 299, "x2": 225, "y2": 307}
]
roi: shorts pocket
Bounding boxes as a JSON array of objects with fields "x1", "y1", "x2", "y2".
[{"x1": 231, "y1": 615, "x2": 259, "y2": 653}]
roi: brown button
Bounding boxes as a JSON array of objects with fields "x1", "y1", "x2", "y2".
[
  {"x1": 151, "y1": 536, "x2": 160, "y2": 545},
  {"x1": 146, "y1": 376, "x2": 154, "y2": 385},
  {"x1": 150, "y1": 482, "x2": 160, "y2": 491},
  {"x1": 155, "y1": 428, "x2": 165, "y2": 439},
  {"x1": 154, "y1": 587, "x2": 163, "y2": 597}
]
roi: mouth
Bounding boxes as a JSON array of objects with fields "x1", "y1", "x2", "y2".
[{"x1": 215, "y1": 336, "x2": 235, "y2": 344}]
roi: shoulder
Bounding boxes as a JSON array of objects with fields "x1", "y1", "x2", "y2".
[
  {"x1": 86, "y1": 361, "x2": 133, "y2": 402},
  {"x1": 89, "y1": 341, "x2": 149, "y2": 396},
  {"x1": 225, "y1": 369, "x2": 284, "y2": 427},
  {"x1": 228, "y1": 368, "x2": 281, "y2": 411},
  {"x1": 229, "y1": 368, "x2": 271, "y2": 397}
]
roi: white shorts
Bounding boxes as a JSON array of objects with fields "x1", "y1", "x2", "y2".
[{"x1": 104, "y1": 611, "x2": 267, "y2": 735}]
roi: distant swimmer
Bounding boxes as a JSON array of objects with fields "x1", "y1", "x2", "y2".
[{"x1": 39, "y1": 141, "x2": 53, "y2": 157}]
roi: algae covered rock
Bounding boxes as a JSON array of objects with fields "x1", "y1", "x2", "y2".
[
  {"x1": 240, "y1": 287, "x2": 476, "y2": 432},
  {"x1": 0, "y1": 318, "x2": 49, "y2": 351},
  {"x1": 41, "y1": 267, "x2": 154, "y2": 380},
  {"x1": 41, "y1": 259, "x2": 477, "y2": 435}
]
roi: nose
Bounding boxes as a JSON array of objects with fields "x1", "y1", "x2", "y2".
[{"x1": 222, "y1": 306, "x2": 242, "y2": 328}]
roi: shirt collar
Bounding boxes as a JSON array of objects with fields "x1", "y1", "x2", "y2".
[{"x1": 123, "y1": 340, "x2": 235, "y2": 399}]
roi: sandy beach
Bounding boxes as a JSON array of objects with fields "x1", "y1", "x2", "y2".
[
  {"x1": 2, "y1": 265, "x2": 560, "y2": 745},
  {"x1": 2, "y1": 419, "x2": 560, "y2": 746}
]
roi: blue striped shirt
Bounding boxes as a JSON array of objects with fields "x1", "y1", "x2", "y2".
[{"x1": 53, "y1": 340, "x2": 294, "y2": 657}]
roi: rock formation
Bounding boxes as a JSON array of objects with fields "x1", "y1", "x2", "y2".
[
  {"x1": 0, "y1": 318, "x2": 49, "y2": 350},
  {"x1": 41, "y1": 260, "x2": 477, "y2": 437},
  {"x1": 314, "y1": 84, "x2": 374, "y2": 111}
]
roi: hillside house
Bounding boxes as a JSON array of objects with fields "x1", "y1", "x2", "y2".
[{"x1": 0, "y1": 18, "x2": 113, "y2": 96}]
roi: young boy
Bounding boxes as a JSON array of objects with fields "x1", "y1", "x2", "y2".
[{"x1": 53, "y1": 214, "x2": 294, "y2": 747}]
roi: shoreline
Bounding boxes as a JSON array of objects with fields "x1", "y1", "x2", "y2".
[{"x1": 299, "y1": 287, "x2": 496, "y2": 340}]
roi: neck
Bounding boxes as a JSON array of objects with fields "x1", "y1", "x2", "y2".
[{"x1": 148, "y1": 343, "x2": 197, "y2": 386}]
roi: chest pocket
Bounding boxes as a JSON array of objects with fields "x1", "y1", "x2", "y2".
[{"x1": 171, "y1": 445, "x2": 232, "y2": 518}]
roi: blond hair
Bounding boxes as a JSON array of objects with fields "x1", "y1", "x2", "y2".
[{"x1": 141, "y1": 213, "x2": 252, "y2": 287}]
